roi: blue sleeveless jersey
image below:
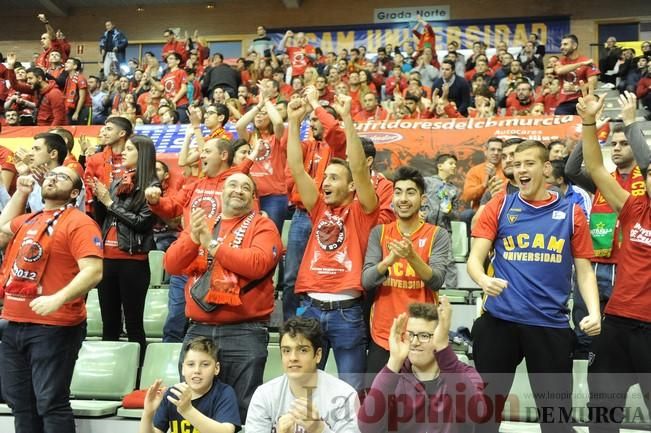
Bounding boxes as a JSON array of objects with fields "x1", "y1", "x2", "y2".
[{"x1": 486, "y1": 192, "x2": 575, "y2": 327}]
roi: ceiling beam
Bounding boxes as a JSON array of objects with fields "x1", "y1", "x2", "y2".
[
  {"x1": 38, "y1": 0, "x2": 69, "y2": 17},
  {"x1": 281, "y1": 0, "x2": 302, "y2": 8}
]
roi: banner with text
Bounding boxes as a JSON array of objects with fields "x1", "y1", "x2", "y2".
[
  {"x1": 269, "y1": 16, "x2": 570, "y2": 53},
  {"x1": 0, "y1": 116, "x2": 581, "y2": 180}
]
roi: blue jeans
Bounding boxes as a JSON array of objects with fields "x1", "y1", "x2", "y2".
[
  {"x1": 299, "y1": 298, "x2": 367, "y2": 391},
  {"x1": 0, "y1": 321, "x2": 86, "y2": 433},
  {"x1": 572, "y1": 262, "x2": 615, "y2": 353},
  {"x1": 259, "y1": 194, "x2": 288, "y2": 234},
  {"x1": 163, "y1": 275, "x2": 188, "y2": 343},
  {"x1": 282, "y1": 209, "x2": 312, "y2": 320},
  {"x1": 182, "y1": 321, "x2": 268, "y2": 422}
]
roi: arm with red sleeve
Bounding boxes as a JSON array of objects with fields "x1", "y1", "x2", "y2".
[
  {"x1": 376, "y1": 175, "x2": 395, "y2": 224},
  {"x1": 6, "y1": 70, "x2": 34, "y2": 95},
  {"x1": 149, "y1": 180, "x2": 195, "y2": 220},
  {"x1": 164, "y1": 218, "x2": 281, "y2": 279},
  {"x1": 315, "y1": 106, "x2": 347, "y2": 158}
]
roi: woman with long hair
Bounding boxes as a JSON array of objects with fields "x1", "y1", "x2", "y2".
[
  {"x1": 92, "y1": 135, "x2": 158, "y2": 358},
  {"x1": 235, "y1": 82, "x2": 287, "y2": 232}
]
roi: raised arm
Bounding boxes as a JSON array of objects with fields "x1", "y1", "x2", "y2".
[
  {"x1": 286, "y1": 99, "x2": 319, "y2": 212},
  {"x1": 620, "y1": 91, "x2": 651, "y2": 170},
  {"x1": 333, "y1": 94, "x2": 378, "y2": 213},
  {"x1": 576, "y1": 86, "x2": 629, "y2": 213}
]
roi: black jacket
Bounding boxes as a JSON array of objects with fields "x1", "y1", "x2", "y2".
[{"x1": 95, "y1": 179, "x2": 158, "y2": 256}]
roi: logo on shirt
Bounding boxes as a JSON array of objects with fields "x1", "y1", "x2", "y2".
[
  {"x1": 93, "y1": 236, "x2": 103, "y2": 249},
  {"x1": 552, "y1": 210, "x2": 566, "y2": 220},
  {"x1": 507, "y1": 214, "x2": 519, "y2": 224},
  {"x1": 191, "y1": 196, "x2": 219, "y2": 219},
  {"x1": 19, "y1": 239, "x2": 44, "y2": 263},
  {"x1": 315, "y1": 214, "x2": 346, "y2": 251},
  {"x1": 254, "y1": 138, "x2": 272, "y2": 162},
  {"x1": 418, "y1": 238, "x2": 426, "y2": 248}
]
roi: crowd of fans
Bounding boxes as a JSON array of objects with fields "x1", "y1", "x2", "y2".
[{"x1": 0, "y1": 11, "x2": 649, "y2": 433}]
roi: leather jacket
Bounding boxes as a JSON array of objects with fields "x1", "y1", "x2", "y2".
[{"x1": 95, "y1": 180, "x2": 158, "y2": 256}]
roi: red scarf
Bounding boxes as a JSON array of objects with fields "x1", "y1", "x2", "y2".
[
  {"x1": 115, "y1": 169, "x2": 137, "y2": 196},
  {"x1": 184, "y1": 212, "x2": 256, "y2": 306},
  {"x1": 0, "y1": 206, "x2": 74, "y2": 298},
  {"x1": 101, "y1": 146, "x2": 125, "y2": 186}
]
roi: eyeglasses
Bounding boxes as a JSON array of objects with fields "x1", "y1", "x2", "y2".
[
  {"x1": 44, "y1": 171, "x2": 73, "y2": 183},
  {"x1": 403, "y1": 331, "x2": 434, "y2": 343}
]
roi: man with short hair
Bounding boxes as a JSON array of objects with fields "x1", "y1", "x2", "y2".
[
  {"x1": 362, "y1": 166, "x2": 450, "y2": 373},
  {"x1": 546, "y1": 159, "x2": 592, "y2": 217},
  {"x1": 34, "y1": 14, "x2": 68, "y2": 69},
  {"x1": 468, "y1": 140, "x2": 601, "y2": 433},
  {"x1": 565, "y1": 92, "x2": 649, "y2": 358},
  {"x1": 26, "y1": 67, "x2": 66, "y2": 126},
  {"x1": 554, "y1": 34, "x2": 600, "y2": 115},
  {"x1": 164, "y1": 172, "x2": 282, "y2": 421},
  {"x1": 3, "y1": 110, "x2": 19, "y2": 126},
  {"x1": 286, "y1": 95, "x2": 379, "y2": 391},
  {"x1": 22, "y1": 132, "x2": 84, "y2": 212},
  {"x1": 63, "y1": 58, "x2": 92, "y2": 125},
  {"x1": 280, "y1": 31, "x2": 316, "y2": 78},
  {"x1": 201, "y1": 53, "x2": 241, "y2": 99},
  {"x1": 432, "y1": 60, "x2": 471, "y2": 116},
  {"x1": 152, "y1": 53, "x2": 189, "y2": 123},
  {"x1": 161, "y1": 29, "x2": 187, "y2": 63},
  {"x1": 84, "y1": 116, "x2": 132, "y2": 209},
  {"x1": 505, "y1": 79, "x2": 535, "y2": 115},
  {"x1": 0, "y1": 166, "x2": 103, "y2": 433},
  {"x1": 248, "y1": 25, "x2": 275, "y2": 57},
  {"x1": 548, "y1": 140, "x2": 567, "y2": 161},
  {"x1": 353, "y1": 93, "x2": 388, "y2": 122},
  {"x1": 359, "y1": 299, "x2": 485, "y2": 433},
  {"x1": 87, "y1": 75, "x2": 108, "y2": 124},
  {"x1": 99, "y1": 20, "x2": 128, "y2": 77},
  {"x1": 245, "y1": 317, "x2": 360, "y2": 432},
  {"x1": 461, "y1": 138, "x2": 506, "y2": 210},
  {"x1": 577, "y1": 80, "x2": 651, "y2": 433},
  {"x1": 281, "y1": 87, "x2": 346, "y2": 320}
]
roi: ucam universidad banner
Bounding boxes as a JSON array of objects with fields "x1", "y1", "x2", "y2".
[{"x1": 268, "y1": 16, "x2": 570, "y2": 54}]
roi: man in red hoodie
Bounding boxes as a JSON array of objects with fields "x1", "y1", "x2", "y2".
[
  {"x1": 26, "y1": 67, "x2": 66, "y2": 126},
  {"x1": 164, "y1": 172, "x2": 282, "y2": 422}
]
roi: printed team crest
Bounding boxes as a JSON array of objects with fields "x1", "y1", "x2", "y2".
[
  {"x1": 191, "y1": 196, "x2": 219, "y2": 218},
  {"x1": 507, "y1": 214, "x2": 519, "y2": 224},
  {"x1": 419, "y1": 238, "x2": 426, "y2": 248},
  {"x1": 315, "y1": 213, "x2": 346, "y2": 251},
  {"x1": 19, "y1": 239, "x2": 44, "y2": 263},
  {"x1": 255, "y1": 139, "x2": 272, "y2": 161}
]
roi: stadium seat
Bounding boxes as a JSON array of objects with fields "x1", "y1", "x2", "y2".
[
  {"x1": 149, "y1": 250, "x2": 165, "y2": 287},
  {"x1": 451, "y1": 221, "x2": 469, "y2": 262},
  {"x1": 70, "y1": 341, "x2": 140, "y2": 417},
  {"x1": 117, "y1": 343, "x2": 183, "y2": 418},
  {"x1": 440, "y1": 289, "x2": 470, "y2": 304},
  {"x1": 455, "y1": 262, "x2": 480, "y2": 289},
  {"x1": 143, "y1": 288, "x2": 169, "y2": 339},
  {"x1": 86, "y1": 288, "x2": 103, "y2": 339}
]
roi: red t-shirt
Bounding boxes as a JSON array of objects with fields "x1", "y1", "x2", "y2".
[
  {"x1": 353, "y1": 107, "x2": 389, "y2": 122},
  {"x1": 2, "y1": 210, "x2": 103, "y2": 326},
  {"x1": 161, "y1": 68, "x2": 189, "y2": 107},
  {"x1": 556, "y1": 55, "x2": 600, "y2": 104},
  {"x1": 64, "y1": 72, "x2": 92, "y2": 111},
  {"x1": 64, "y1": 154, "x2": 84, "y2": 178},
  {"x1": 249, "y1": 131, "x2": 288, "y2": 197},
  {"x1": 295, "y1": 197, "x2": 380, "y2": 294},
  {"x1": 103, "y1": 224, "x2": 148, "y2": 261},
  {"x1": 287, "y1": 45, "x2": 315, "y2": 77},
  {"x1": 473, "y1": 192, "x2": 593, "y2": 258},
  {"x1": 604, "y1": 194, "x2": 651, "y2": 323}
]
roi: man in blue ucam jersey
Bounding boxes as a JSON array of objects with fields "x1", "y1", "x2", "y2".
[{"x1": 467, "y1": 140, "x2": 601, "y2": 433}]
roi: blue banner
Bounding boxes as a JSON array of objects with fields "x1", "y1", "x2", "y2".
[
  {"x1": 133, "y1": 123, "x2": 311, "y2": 154},
  {"x1": 268, "y1": 16, "x2": 570, "y2": 53}
]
